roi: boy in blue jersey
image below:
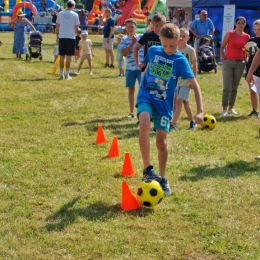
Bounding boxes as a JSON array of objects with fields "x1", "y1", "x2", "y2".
[{"x1": 136, "y1": 23, "x2": 204, "y2": 195}]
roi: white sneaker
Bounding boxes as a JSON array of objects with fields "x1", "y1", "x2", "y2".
[
  {"x1": 75, "y1": 72, "x2": 80, "y2": 75},
  {"x1": 65, "y1": 75, "x2": 72, "y2": 80},
  {"x1": 220, "y1": 110, "x2": 228, "y2": 116},
  {"x1": 89, "y1": 71, "x2": 93, "y2": 75},
  {"x1": 228, "y1": 109, "x2": 238, "y2": 115},
  {"x1": 255, "y1": 155, "x2": 260, "y2": 160}
]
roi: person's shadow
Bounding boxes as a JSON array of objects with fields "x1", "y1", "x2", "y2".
[
  {"x1": 179, "y1": 160, "x2": 259, "y2": 182},
  {"x1": 45, "y1": 197, "x2": 153, "y2": 231}
]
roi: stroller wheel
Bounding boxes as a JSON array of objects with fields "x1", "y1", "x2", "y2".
[
  {"x1": 198, "y1": 70, "x2": 201, "y2": 74},
  {"x1": 39, "y1": 56, "x2": 42, "y2": 60},
  {"x1": 26, "y1": 54, "x2": 29, "y2": 61},
  {"x1": 214, "y1": 68, "x2": 217, "y2": 73}
]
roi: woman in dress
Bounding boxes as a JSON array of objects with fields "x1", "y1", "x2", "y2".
[
  {"x1": 8, "y1": 10, "x2": 36, "y2": 58},
  {"x1": 220, "y1": 16, "x2": 250, "y2": 116}
]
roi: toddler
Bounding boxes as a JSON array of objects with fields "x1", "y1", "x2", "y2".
[
  {"x1": 116, "y1": 34, "x2": 125, "y2": 76},
  {"x1": 199, "y1": 38, "x2": 213, "y2": 60},
  {"x1": 76, "y1": 30, "x2": 94, "y2": 75}
]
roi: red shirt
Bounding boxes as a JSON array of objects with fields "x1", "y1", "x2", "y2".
[{"x1": 225, "y1": 30, "x2": 250, "y2": 60}]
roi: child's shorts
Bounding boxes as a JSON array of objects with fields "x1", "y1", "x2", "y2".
[
  {"x1": 81, "y1": 54, "x2": 92, "y2": 61},
  {"x1": 177, "y1": 86, "x2": 191, "y2": 101},
  {"x1": 103, "y1": 38, "x2": 114, "y2": 50},
  {"x1": 118, "y1": 60, "x2": 124, "y2": 69},
  {"x1": 125, "y1": 69, "x2": 141, "y2": 87},
  {"x1": 137, "y1": 102, "x2": 171, "y2": 132}
]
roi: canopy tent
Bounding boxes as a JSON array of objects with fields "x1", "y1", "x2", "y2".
[
  {"x1": 166, "y1": 0, "x2": 191, "y2": 8},
  {"x1": 192, "y1": 0, "x2": 260, "y2": 38}
]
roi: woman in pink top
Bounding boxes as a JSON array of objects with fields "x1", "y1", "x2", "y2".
[{"x1": 220, "y1": 16, "x2": 250, "y2": 116}]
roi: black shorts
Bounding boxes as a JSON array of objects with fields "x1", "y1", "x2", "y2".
[{"x1": 59, "y1": 38, "x2": 75, "y2": 56}]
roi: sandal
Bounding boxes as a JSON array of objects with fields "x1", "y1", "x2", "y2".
[
  {"x1": 109, "y1": 64, "x2": 115, "y2": 68},
  {"x1": 104, "y1": 63, "x2": 109, "y2": 67}
]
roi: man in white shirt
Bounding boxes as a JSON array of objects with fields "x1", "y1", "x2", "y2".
[{"x1": 56, "y1": 0, "x2": 80, "y2": 80}]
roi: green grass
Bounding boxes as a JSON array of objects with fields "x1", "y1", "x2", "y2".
[{"x1": 0, "y1": 31, "x2": 260, "y2": 260}]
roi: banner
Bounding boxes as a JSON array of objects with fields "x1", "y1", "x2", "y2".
[{"x1": 222, "y1": 5, "x2": 235, "y2": 40}]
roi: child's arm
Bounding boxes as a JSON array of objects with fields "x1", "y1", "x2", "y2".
[
  {"x1": 90, "y1": 47, "x2": 94, "y2": 57},
  {"x1": 122, "y1": 35, "x2": 137, "y2": 57},
  {"x1": 78, "y1": 46, "x2": 82, "y2": 57},
  {"x1": 134, "y1": 42, "x2": 144, "y2": 68},
  {"x1": 192, "y1": 60, "x2": 197, "y2": 78},
  {"x1": 188, "y1": 78, "x2": 203, "y2": 125}
]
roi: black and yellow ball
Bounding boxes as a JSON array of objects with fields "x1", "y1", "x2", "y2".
[
  {"x1": 244, "y1": 41, "x2": 258, "y2": 56},
  {"x1": 201, "y1": 114, "x2": 217, "y2": 130}
]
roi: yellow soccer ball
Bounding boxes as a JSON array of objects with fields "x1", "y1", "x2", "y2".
[
  {"x1": 136, "y1": 180, "x2": 164, "y2": 207},
  {"x1": 201, "y1": 114, "x2": 217, "y2": 130}
]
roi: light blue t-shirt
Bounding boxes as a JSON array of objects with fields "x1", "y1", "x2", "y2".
[
  {"x1": 120, "y1": 34, "x2": 144, "y2": 71},
  {"x1": 190, "y1": 18, "x2": 214, "y2": 36},
  {"x1": 137, "y1": 46, "x2": 194, "y2": 118}
]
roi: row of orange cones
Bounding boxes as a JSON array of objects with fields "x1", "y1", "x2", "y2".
[{"x1": 96, "y1": 125, "x2": 140, "y2": 211}]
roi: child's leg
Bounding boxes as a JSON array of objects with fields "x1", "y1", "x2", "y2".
[
  {"x1": 139, "y1": 111, "x2": 151, "y2": 168},
  {"x1": 171, "y1": 98, "x2": 183, "y2": 125},
  {"x1": 87, "y1": 59, "x2": 92, "y2": 72},
  {"x1": 250, "y1": 89, "x2": 258, "y2": 111},
  {"x1": 156, "y1": 129, "x2": 168, "y2": 178},
  {"x1": 77, "y1": 58, "x2": 84, "y2": 72},
  {"x1": 183, "y1": 100, "x2": 193, "y2": 122},
  {"x1": 128, "y1": 87, "x2": 135, "y2": 114}
]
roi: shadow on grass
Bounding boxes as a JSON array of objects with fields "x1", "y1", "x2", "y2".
[
  {"x1": 45, "y1": 197, "x2": 153, "y2": 231},
  {"x1": 64, "y1": 117, "x2": 140, "y2": 139},
  {"x1": 13, "y1": 78, "x2": 57, "y2": 82},
  {"x1": 179, "y1": 160, "x2": 260, "y2": 182}
]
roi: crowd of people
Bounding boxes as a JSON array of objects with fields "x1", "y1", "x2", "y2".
[{"x1": 6, "y1": 1, "x2": 260, "y2": 192}]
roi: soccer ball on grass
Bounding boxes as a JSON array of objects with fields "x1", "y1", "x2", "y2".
[
  {"x1": 136, "y1": 180, "x2": 164, "y2": 207},
  {"x1": 201, "y1": 114, "x2": 217, "y2": 130}
]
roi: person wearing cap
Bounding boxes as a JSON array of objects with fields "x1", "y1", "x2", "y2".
[
  {"x1": 189, "y1": 10, "x2": 215, "y2": 58},
  {"x1": 116, "y1": 34, "x2": 125, "y2": 76},
  {"x1": 8, "y1": 10, "x2": 36, "y2": 59},
  {"x1": 76, "y1": 30, "x2": 94, "y2": 75},
  {"x1": 56, "y1": 0, "x2": 80, "y2": 80}
]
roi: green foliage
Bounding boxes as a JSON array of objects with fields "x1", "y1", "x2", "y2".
[{"x1": 0, "y1": 32, "x2": 260, "y2": 259}]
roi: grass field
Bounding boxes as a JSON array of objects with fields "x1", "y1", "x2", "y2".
[{"x1": 0, "y1": 31, "x2": 260, "y2": 260}]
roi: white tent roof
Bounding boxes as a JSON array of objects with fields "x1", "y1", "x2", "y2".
[{"x1": 166, "y1": 0, "x2": 192, "y2": 8}]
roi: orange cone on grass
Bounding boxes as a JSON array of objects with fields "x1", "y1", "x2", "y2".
[
  {"x1": 121, "y1": 181, "x2": 140, "y2": 211},
  {"x1": 121, "y1": 152, "x2": 135, "y2": 177},
  {"x1": 108, "y1": 136, "x2": 119, "y2": 158},
  {"x1": 95, "y1": 125, "x2": 107, "y2": 144}
]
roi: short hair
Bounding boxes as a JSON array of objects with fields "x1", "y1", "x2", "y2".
[
  {"x1": 235, "y1": 16, "x2": 246, "y2": 23},
  {"x1": 105, "y1": 8, "x2": 112, "y2": 14},
  {"x1": 66, "y1": 0, "x2": 75, "y2": 8},
  {"x1": 125, "y1": 18, "x2": 137, "y2": 26},
  {"x1": 159, "y1": 23, "x2": 180, "y2": 39},
  {"x1": 253, "y1": 19, "x2": 260, "y2": 26},
  {"x1": 203, "y1": 38, "x2": 210, "y2": 43},
  {"x1": 179, "y1": 27, "x2": 189, "y2": 36},
  {"x1": 152, "y1": 13, "x2": 166, "y2": 23}
]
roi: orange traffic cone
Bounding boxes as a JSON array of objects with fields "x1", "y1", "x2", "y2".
[
  {"x1": 108, "y1": 136, "x2": 119, "y2": 158},
  {"x1": 95, "y1": 125, "x2": 107, "y2": 144},
  {"x1": 121, "y1": 152, "x2": 135, "y2": 177},
  {"x1": 121, "y1": 181, "x2": 140, "y2": 211}
]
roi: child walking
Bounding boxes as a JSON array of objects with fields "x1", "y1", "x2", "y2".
[
  {"x1": 171, "y1": 27, "x2": 197, "y2": 130},
  {"x1": 120, "y1": 18, "x2": 144, "y2": 118},
  {"x1": 136, "y1": 23, "x2": 203, "y2": 195},
  {"x1": 76, "y1": 30, "x2": 94, "y2": 75},
  {"x1": 116, "y1": 34, "x2": 125, "y2": 76},
  {"x1": 53, "y1": 38, "x2": 59, "y2": 62}
]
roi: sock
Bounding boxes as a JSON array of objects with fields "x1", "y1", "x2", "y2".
[
  {"x1": 60, "y1": 69, "x2": 64, "y2": 77},
  {"x1": 65, "y1": 69, "x2": 70, "y2": 77}
]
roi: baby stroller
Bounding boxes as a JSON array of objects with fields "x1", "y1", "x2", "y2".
[
  {"x1": 26, "y1": 31, "x2": 43, "y2": 60},
  {"x1": 197, "y1": 35, "x2": 217, "y2": 74}
]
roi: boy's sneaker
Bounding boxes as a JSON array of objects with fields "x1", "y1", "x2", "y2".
[
  {"x1": 89, "y1": 71, "x2": 93, "y2": 75},
  {"x1": 75, "y1": 72, "x2": 80, "y2": 75},
  {"x1": 59, "y1": 75, "x2": 65, "y2": 80},
  {"x1": 125, "y1": 113, "x2": 134, "y2": 119},
  {"x1": 220, "y1": 110, "x2": 228, "y2": 116},
  {"x1": 65, "y1": 75, "x2": 72, "y2": 80},
  {"x1": 228, "y1": 109, "x2": 238, "y2": 115},
  {"x1": 160, "y1": 177, "x2": 171, "y2": 196},
  {"x1": 188, "y1": 121, "x2": 196, "y2": 130},
  {"x1": 142, "y1": 165, "x2": 162, "y2": 183},
  {"x1": 248, "y1": 110, "x2": 259, "y2": 117}
]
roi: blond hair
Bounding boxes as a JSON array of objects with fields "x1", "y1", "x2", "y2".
[
  {"x1": 253, "y1": 19, "x2": 260, "y2": 26},
  {"x1": 124, "y1": 18, "x2": 137, "y2": 26},
  {"x1": 160, "y1": 23, "x2": 180, "y2": 39},
  {"x1": 179, "y1": 27, "x2": 189, "y2": 37}
]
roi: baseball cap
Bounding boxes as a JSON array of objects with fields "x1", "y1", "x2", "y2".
[
  {"x1": 201, "y1": 10, "x2": 208, "y2": 15},
  {"x1": 81, "y1": 30, "x2": 88, "y2": 36},
  {"x1": 116, "y1": 34, "x2": 124, "y2": 39}
]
